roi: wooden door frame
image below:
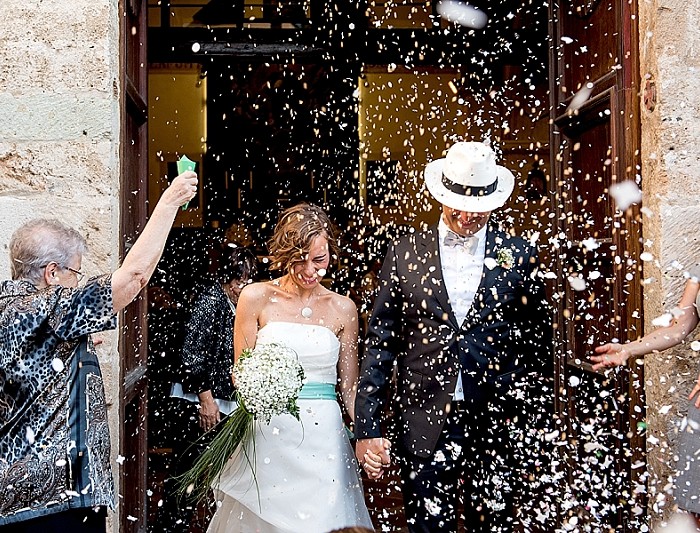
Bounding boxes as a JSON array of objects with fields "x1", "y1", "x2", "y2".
[
  {"x1": 119, "y1": 0, "x2": 149, "y2": 531},
  {"x1": 549, "y1": 0, "x2": 644, "y2": 528}
]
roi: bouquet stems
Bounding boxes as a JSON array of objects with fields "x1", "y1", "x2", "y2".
[{"x1": 176, "y1": 394, "x2": 254, "y2": 504}]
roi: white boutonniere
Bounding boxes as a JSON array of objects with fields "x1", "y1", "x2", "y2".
[{"x1": 496, "y1": 247, "x2": 514, "y2": 269}]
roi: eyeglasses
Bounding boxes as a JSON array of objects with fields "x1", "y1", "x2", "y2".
[
  {"x1": 66, "y1": 267, "x2": 86, "y2": 282},
  {"x1": 40, "y1": 263, "x2": 85, "y2": 282}
]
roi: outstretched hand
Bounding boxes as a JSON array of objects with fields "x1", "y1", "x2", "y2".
[
  {"x1": 161, "y1": 171, "x2": 198, "y2": 208},
  {"x1": 590, "y1": 343, "x2": 631, "y2": 371},
  {"x1": 356, "y1": 437, "x2": 392, "y2": 480},
  {"x1": 689, "y1": 373, "x2": 700, "y2": 408}
]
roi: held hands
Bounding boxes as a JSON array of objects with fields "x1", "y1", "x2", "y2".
[
  {"x1": 356, "y1": 437, "x2": 392, "y2": 480},
  {"x1": 590, "y1": 343, "x2": 631, "y2": 371},
  {"x1": 161, "y1": 171, "x2": 198, "y2": 209}
]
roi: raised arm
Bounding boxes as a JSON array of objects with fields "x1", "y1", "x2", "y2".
[
  {"x1": 336, "y1": 295, "x2": 360, "y2": 422},
  {"x1": 111, "y1": 172, "x2": 197, "y2": 313},
  {"x1": 591, "y1": 279, "x2": 700, "y2": 370}
]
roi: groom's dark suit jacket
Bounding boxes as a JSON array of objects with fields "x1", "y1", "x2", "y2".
[{"x1": 355, "y1": 221, "x2": 552, "y2": 458}]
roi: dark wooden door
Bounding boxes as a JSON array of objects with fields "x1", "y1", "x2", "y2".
[
  {"x1": 549, "y1": 0, "x2": 645, "y2": 529},
  {"x1": 120, "y1": 0, "x2": 149, "y2": 531}
]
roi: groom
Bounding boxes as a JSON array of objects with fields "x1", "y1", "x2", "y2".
[{"x1": 355, "y1": 141, "x2": 552, "y2": 532}]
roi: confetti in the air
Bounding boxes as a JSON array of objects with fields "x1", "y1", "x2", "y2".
[
  {"x1": 436, "y1": 1, "x2": 488, "y2": 29},
  {"x1": 567, "y1": 83, "x2": 593, "y2": 113},
  {"x1": 568, "y1": 276, "x2": 587, "y2": 291},
  {"x1": 581, "y1": 237, "x2": 599, "y2": 252},
  {"x1": 651, "y1": 313, "x2": 673, "y2": 327},
  {"x1": 609, "y1": 180, "x2": 642, "y2": 210}
]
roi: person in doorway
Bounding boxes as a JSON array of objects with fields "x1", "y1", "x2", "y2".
[
  {"x1": 0, "y1": 171, "x2": 197, "y2": 532},
  {"x1": 207, "y1": 202, "x2": 373, "y2": 532},
  {"x1": 592, "y1": 273, "x2": 700, "y2": 525},
  {"x1": 354, "y1": 141, "x2": 553, "y2": 532},
  {"x1": 155, "y1": 245, "x2": 258, "y2": 532}
]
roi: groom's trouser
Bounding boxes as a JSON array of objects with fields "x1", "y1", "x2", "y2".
[{"x1": 399, "y1": 393, "x2": 521, "y2": 533}]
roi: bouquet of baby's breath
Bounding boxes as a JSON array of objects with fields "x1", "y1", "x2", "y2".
[{"x1": 177, "y1": 343, "x2": 304, "y2": 503}]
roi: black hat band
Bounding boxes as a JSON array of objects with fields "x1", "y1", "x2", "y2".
[{"x1": 442, "y1": 174, "x2": 498, "y2": 197}]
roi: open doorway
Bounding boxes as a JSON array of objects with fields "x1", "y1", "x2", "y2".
[{"x1": 128, "y1": 1, "x2": 645, "y2": 531}]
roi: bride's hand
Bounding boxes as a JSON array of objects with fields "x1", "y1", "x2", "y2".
[{"x1": 356, "y1": 438, "x2": 391, "y2": 480}]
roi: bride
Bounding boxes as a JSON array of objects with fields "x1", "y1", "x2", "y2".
[{"x1": 207, "y1": 203, "x2": 374, "y2": 533}]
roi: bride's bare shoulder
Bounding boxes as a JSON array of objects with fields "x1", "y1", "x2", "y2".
[
  {"x1": 325, "y1": 289, "x2": 357, "y2": 314},
  {"x1": 240, "y1": 280, "x2": 279, "y2": 300}
]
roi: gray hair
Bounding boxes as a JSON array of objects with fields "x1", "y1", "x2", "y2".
[{"x1": 10, "y1": 219, "x2": 87, "y2": 283}]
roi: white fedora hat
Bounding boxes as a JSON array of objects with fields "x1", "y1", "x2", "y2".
[{"x1": 424, "y1": 141, "x2": 515, "y2": 212}]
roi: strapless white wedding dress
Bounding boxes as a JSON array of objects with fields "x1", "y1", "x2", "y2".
[{"x1": 207, "y1": 321, "x2": 373, "y2": 533}]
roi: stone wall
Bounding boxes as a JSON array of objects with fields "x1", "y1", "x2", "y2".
[
  {"x1": 0, "y1": 0, "x2": 122, "y2": 528},
  {"x1": 638, "y1": 0, "x2": 700, "y2": 524}
]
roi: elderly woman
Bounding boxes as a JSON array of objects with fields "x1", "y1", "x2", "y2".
[{"x1": 0, "y1": 171, "x2": 197, "y2": 532}]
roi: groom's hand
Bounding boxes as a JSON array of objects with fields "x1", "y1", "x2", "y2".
[{"x1": 356, "y1": 437, "x2": 392, "y2": 480}]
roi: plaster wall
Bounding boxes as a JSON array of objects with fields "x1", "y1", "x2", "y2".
[
  {"x1": 0, "y1": 0, "x2": 122, "y2": 528},
  {"x1": 638, "y1": 0, "x2": 700, "y2": 523}
]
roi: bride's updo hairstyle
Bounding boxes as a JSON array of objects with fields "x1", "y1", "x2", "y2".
[{"x1": 268, "y1": 202, "x2": 340, "y2": 273}]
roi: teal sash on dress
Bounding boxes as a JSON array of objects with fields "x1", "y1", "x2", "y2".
[{"x1": 298, "y1": 382, "x2": 337, "y2": 400}]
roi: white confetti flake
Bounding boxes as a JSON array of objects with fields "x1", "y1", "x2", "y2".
[
  {"x1": 568, "y1": 376, "x2": 580, "y2": 387},
  {"x1": 659, "y1": 405, "x2": 672, "y2": 415},
  {"x1": 436, "y1": 1, "x2": 488, "y2": 29},
  {"x1": 609, "y1": 180, "x2": 642, "y2": 211},
  {"x1": 26, "y1": 426, "x2": 35, "y2": 444},
  {"x1": 191, "y1": 43, "x2": 201, "y2": 53},
  {"x1": 568, "y1": 276, "x2": 587, "y2": 291},
  {"x1": 484, "y1": 257, "x2": 498, "y2": 270},
  {"x1": 116, "y1": 455, "x2": 126, "y2": 465},
  {"x1": 581, "y1": 237, "x2": 599, "y2": 251},
  {"x1": 567, "y1": 83, "x2": 593, "y2": 113},
  {"x1": 51, "y1": 358, "x2": 65, "y2": 373},
  {"x1": 640, "y1": 252, "x2": 654, "y2": 262},
  {"x1": 691, "y1": 341, "x2": 700, "y2": 351},
  {"x1": 651, "y1": 313, "x2": 673, "y2": 327},
  {"x1": 544, "y1": 430, "x2": 560, "y2": 442}
]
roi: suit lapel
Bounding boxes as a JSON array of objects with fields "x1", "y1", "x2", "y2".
[
  {"x1": 462, "y1": 221, "x2": 502, "y2": 328},
  {"x1": 418, "y1": 226, "x2": 459, "y2": 328}
]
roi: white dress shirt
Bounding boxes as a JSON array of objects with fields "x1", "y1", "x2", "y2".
[{"x1": 437, "y1": 217, "x2": 487, "y2": 401}]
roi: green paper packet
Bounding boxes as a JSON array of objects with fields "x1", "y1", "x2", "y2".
[{"x1": 176, "y1": 155, "x2": 197, "y2": 210}]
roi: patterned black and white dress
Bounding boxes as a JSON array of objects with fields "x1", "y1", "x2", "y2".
[{"x1": 0, "y1": 276, "x2": 116, "y2": 526}]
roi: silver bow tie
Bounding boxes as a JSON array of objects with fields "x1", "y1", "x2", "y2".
[{"x1": 443, "y1": 231, "x2": 479, "y2": 254}]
